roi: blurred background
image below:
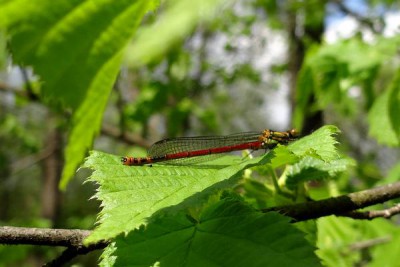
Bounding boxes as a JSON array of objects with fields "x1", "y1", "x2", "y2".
[{"x1": 0, "y1": 0, "x2": 400, "y2": 266}]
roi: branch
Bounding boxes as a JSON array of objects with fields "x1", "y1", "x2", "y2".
[
  {"x1": 341, "y1": 204, "x2": 400, "y2": 220},
  {"x1": 0, "y1": 226, "x2": 108, "y2": 266},
  {"x1": 0, "y1": 226, "x2": 104, "y2": 247},
  {"x1": 101, "y1": 123, "x2": 151, "y2": 148},
  {"x1": 348, "y1": 236, "x2": 391, "y2": 251},
  {"x1": 264, "y1": 182, "x2": 400, "y2": 221},
  {"x1": 44, "y1": 242, "x2": 107, "y2": 267}
]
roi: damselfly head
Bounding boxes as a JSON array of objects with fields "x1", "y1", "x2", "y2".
[{"x1": 288, "y1": 129, "x2": 299, "y2": 139}]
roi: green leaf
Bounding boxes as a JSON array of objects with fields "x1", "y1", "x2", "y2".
[
  {"x1": 295, "y1": 37, "x2": 400, "y2": 129},
  {"x1": 2, "y1": 0, "x2": 157, "y2": 108},
  {"x1": 1, "y1": 0, "x2": 159, "y2": 188},
  {"x1": 126, "y1": 0, "x2": 233, "y2": 67},
  {"x1": 368, "y1": 70, "x2": 400, "y2": 146},
  {"x1": 104, "y1": 198, "x2": 321, "y2": 267},
  {"x1": 83, "y1": 150, "x2": 275, "y2": 244},
  {"x1": 60, "y1": 52, "x2": 121, "y2": 188},
  {"x1": 286, "y1": 157, "x2": 355, "y2": 190},
  {"x1": 268, "y1": 145, "x2": 299, "y2": 169},
  {"x1": 288, "y1": 125, "x2": 340, "y2": 162}
]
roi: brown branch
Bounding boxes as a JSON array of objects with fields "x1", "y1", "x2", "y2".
[
  {"x1": 43, "y1": 242, "x2": 107, "y2": 267},
  {"x1": 101, "y1": 124, "x2": 151, "y2": 149},
  {"x1": 264, "y1": 182, "x2": 400, "y2": 221},
  {"x1": 0, "y1": 226, "x2": 108, "y2": 266},
  {"x1": 0, "y1": 226, "x2": 101, "y2": 247},
  {"x1": 341, "y1": 204, "x2": 400, "y2": 220}
]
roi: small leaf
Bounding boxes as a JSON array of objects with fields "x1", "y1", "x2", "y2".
[
  {"x1": 269, "y1": 145, "x2": 299, "y2": 169},
  {"x1": 105, "y1": 198, "x2": 320, "y2": 267},
  {"x1": 83, "y1": 150, "x2": 274, "y2": 243},
  {"x1": 286, "y1": 156, "x2": 355, "y2": 190},
  {"x1": 288, "y1": 125, "x2": 340, "y2": 162}
]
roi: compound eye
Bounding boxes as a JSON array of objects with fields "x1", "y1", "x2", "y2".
[{"x1": 289, "y1": 129, "x2": 299, "y2": 138}]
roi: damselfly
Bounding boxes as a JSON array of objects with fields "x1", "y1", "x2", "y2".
[{"x1": 122, "y1": 129, "x2": 298, "y2": 166}]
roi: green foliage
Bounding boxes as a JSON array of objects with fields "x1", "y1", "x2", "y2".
[
  {"x1": 368, "y1": 70, "x2": 400, "y2": 146},
  {"x1": 294, "y1": 36, "x2": 400, "y2": 136},
  {"x1": 2, "y1": 0, "x2": 400, "y2": 265},
  {"x1": 0, "y1": 0, "x2": 159, "y2": 188},
  {"x1": 83, "y1": 125, "x2": 350, "y2": 265},
  {"x1": 317, "y1": 216, "x2": 400, "y2": 267}
]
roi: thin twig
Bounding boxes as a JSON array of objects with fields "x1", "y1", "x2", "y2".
[
  {"x1": 348, "y1": 236, "x2": 392, "y2": 251},
  {"x1": 340, "y1": 204, "x2": 400, "y2": 220},
  {"x1": 101, "y1": 123, "x2": 151, "y2": 148}
]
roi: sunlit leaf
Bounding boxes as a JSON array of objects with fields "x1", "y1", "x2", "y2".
[
  {"x1": 288, "y1": 125, "x2": 340, "y2": 162},
  {"x1": 83, "y1": 150, "x2": 274, "y2": 243}
]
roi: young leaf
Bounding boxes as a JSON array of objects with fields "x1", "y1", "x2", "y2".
[
  {"x1": 105, "y1": 198, "x2": 321, "y2": 267},
  {"x1": 286, "y1": 157, "x2": 355, "y2": 190},
  {"x1": 288, "y1": 125, "x2": 340, "y2": 162},
  {"x1": 268, "y1": 145, "x2": 299, "y2": 169},
  {"x1": 83, "y1": 150, "x2": 274, "y2": 244}
]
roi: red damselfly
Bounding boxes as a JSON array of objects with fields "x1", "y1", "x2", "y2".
[{"x1": 121, "y1": 129, "x2": 298, "y2": 166}]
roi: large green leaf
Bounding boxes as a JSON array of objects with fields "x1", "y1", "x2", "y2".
[
  {"x1": 1, "y1": 0, "x2": 157, "y2": 108},
  {"x1": 0, "y1": 0, "x2": 159, "y2": 187},
  {"x1": 83, "y1": 150, "x2": 275, "y2": 243},
  {"x1": 103, "y1": 198, "x2": 321, "y2": 267},
  {"x1": 288, "y1": 125, "x2": 340, "y2": 162}
]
